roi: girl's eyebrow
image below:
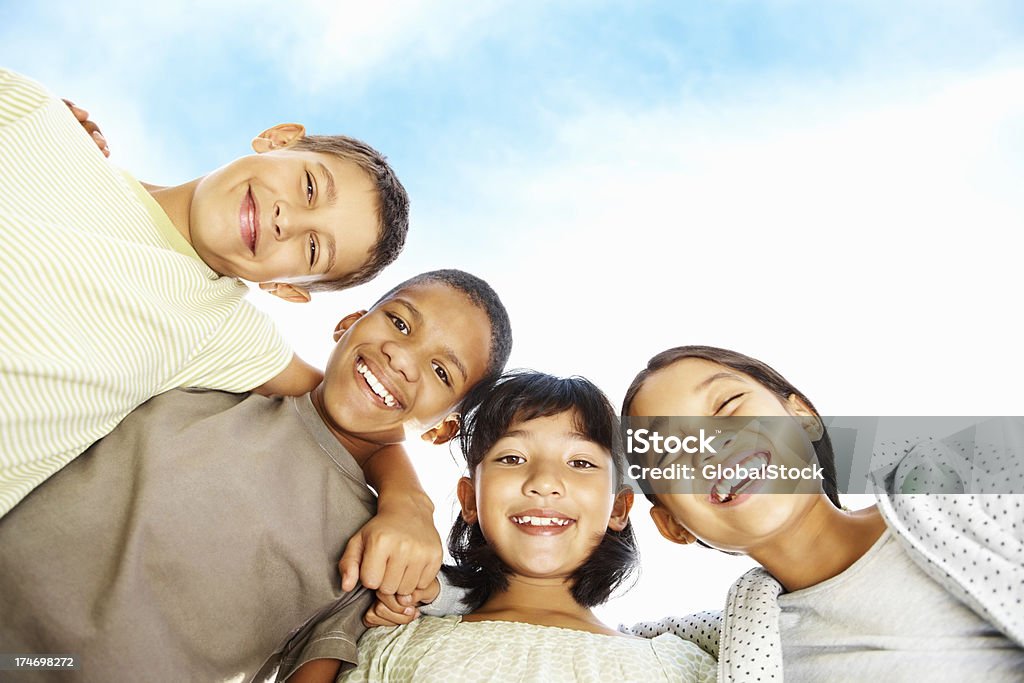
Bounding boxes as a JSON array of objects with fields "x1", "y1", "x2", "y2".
[
  {"x1": 697, "y1": 371, "x2": 745, "y2": 391},
  {"x1": 500, "y1": 429, "x2": 591, "y2": 442}
]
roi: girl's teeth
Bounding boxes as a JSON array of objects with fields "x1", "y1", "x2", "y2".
[{"x1": 513, "y1": 516, "x2": 571, "y2": 527}]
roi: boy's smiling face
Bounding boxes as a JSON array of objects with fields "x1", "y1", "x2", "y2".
[
  {"x1": 187, "y1": 125, "x2": 379, "y2": 291},
  {"x1": 317, "y1": 281, "x2": 492, "y2": 443}
]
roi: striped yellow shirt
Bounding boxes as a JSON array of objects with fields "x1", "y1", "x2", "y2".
[{"x1": 0, "y1": 69, "x2": 293, "y2": 517}]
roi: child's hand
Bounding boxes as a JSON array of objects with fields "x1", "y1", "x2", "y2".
[
  {"x1": 339, "y1": 492, "x2": 442, "y2": 596},
  {"x1": 363, "y1": 580, "x2": 440, "y2": 628},
  {"x1": 62, "y1": 99, "x2": 109, "y2": 157}
]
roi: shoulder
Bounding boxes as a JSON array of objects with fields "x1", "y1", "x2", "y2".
[
  {"x1": 622, "y1": 610, "x2": 723, "y2": 659},
  {"x1": 360, "y1": 615, "x2": 461, "y2": 647},
  {"x1": 128, "y1": 387, "x2": 257, "y2": 420},
  {"x1": 0, "y1": 69, "x2": 52, "y2": 126},
  {"x1": 649, "y1": 632, "x2": 719, "y2": 680}
]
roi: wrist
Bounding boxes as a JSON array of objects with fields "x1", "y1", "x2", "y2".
[{"x1": 377, "y1": 489, "x2": 434, "y2": 515}]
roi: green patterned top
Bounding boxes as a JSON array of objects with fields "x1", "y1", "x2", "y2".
[{"x1": 340, "y1": 615, "x2": 717, "y2": 682}]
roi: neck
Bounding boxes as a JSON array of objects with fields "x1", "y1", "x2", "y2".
[
  {"x1": 309, "y1": 383, "x2": 402, "y2": 465},
  {"x1": 467, "y1": 575, "x2": 615, "y2": 635},
  {"x1": 751, "y1": 497, "x2": 886, "y2": 592},
  {"x1": 148, "y1": 178, "x2": 201, "y2": 245}
]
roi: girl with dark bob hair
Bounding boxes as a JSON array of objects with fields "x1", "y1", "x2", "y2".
[
  {"x1": 620, "y1": 345, "x2": 1024, "y2": 681},
  {"x1": 341, "y1": 371, "x2": 717, "y2": 681},
  {"x1": 445, "y1": 370, "x2": 637, "y2": 610}
]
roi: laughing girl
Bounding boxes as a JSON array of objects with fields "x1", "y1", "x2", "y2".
[{"x1": 622, "y1": 345, "x2": 1024, "y2": 682}]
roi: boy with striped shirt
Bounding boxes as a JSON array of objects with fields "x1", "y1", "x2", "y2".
[{"x1": 0, "y1": 67, "x2": 409, "y2": 518}]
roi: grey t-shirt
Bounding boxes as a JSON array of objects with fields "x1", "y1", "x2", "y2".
[
  {"x1": 0, "y1": 388, "x2": 376, "y2": 682},
  {"x1": 779, "y1": 530, "x2": 1024, "y2": 682}
]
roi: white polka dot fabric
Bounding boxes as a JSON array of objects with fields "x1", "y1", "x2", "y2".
[
  {"x1": 872, "y1": 429, "x2": 1024, "y2": 647},
  {"x1": 622, "y1": 570, "x2": 783, "y2": 682}
]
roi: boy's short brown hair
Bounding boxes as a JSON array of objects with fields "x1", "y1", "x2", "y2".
[{"x1": 290, "y1": 135, "x2": 409, "y2": 290}]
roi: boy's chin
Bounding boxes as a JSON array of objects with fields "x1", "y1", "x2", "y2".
[{"x1": 352, "y1": 425, "x2": 406, "y2": 445}]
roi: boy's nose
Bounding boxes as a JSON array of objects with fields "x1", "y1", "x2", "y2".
[
  {"x1": 272, "y1": 204, "x2": 288, "y2": 239},
  {"x1": 273, "y1": 203, "x2": 305, "y2": 239},
  {"x1": 381, "y1": 340, "x2": 419, "y2": 383}
]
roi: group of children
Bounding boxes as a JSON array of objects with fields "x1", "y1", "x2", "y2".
[{"x1": 1, "y1": 67, "x2": 1022, "y2": 682}]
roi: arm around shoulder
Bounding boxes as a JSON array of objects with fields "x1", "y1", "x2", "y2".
[{"x1": 253, "y1": 354, "x2": 323, "y2": 397}]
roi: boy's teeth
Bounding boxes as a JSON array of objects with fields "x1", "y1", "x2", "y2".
[
  {"x1": 513, "y1": 515, "x2": 571, "y2": 527},
  {"x1": 356, "y1": 360, "x2": 397, "y2": 406}
]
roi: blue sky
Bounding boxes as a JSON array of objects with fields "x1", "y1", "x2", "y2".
[
  {"x1": 3, "y1": 1, "x2": 1023, "y2": 622},
  {"x1": 6, "y1": 2, "x2": 1022, "y2": 198}
]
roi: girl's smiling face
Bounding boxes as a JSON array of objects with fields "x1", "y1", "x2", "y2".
[
  {"x1": 457, "y1": 410, "x2": 631, "y2": 581},
  {"x1": 628, "y1": 357, "x2": 823, "y2": 554}
]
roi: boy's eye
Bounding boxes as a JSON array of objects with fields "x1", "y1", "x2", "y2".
[
  {"x1": 568, "y1": 458, "x2": 597, "y2": 469},
  {"x1": 432, "y1": 362, "x2": 450, "y2": 386},
  {"x1": 308, "y1": 235, "x2": 317, "y2": 267},
  {"x1": 715, "y1": 393, "x2": 745, "y2": 415},
  {"x1": 305, "y1": 171, "x2": 314, "y2": 203},
  {"x1": 497, "y1": 454, "x2": 525, "y2": 465},
  {"x1": 387, "y1": 313, "x2": 410, "y2": 335}
]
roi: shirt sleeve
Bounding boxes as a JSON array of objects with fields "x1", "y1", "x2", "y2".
[
  {"x1": 168, "y1": 298, "x2": 293, "y2": 393},
  {"x1": 276, "y1": 589, "x2": 372, "y2": 682},
  {"x1": 620, "y1": 610, "x2": 722, "y2": 660},
  {"x1": 418, "y1": 570, "x2": 472, "y2": 617},
  {"x1": 0, "y1": 69, "x2": 50, "y2": 128}
]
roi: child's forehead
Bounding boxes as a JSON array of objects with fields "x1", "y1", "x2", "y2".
[
  {"x1": 379, "y1": 281, "x2": 462, "y2": 308},
  {"x1": 646, "y1": 358, "x2": 754, "y2": 396},
  {"x1": 378, "y1": 283, "x2": 488, "y2": 331},
  {"x1": 500, "y1": 411, "x2": 609, "y2": 450}
]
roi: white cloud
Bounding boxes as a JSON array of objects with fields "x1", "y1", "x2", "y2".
[
  {"x1": 276, "y1": 0, "x2": 517, "y2": 91},
  {"x1": 414, "y1": 63, "x2": 1024, "y2": 415}
]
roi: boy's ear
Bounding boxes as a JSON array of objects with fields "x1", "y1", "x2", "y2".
[
  {"x1": 333, "y1": 310, "x2": 368, "y2": 342},
  {"x1": 456, "y1": 476, "x2": 478, "y2": 525},
  {"x1": 251, "y1": 123, "x2": 307, "y2": 153},
  {"x1": 420, "y1": 413, "x2": 460, "y2": 445},
  {"x1": 650, "y1": 505, "x2": 698, "y2": 545},
  {"x1": 607, "y1": 488, "x2": 634, "y2": 532},
  {"x1": 259, "y1": 281, "x2": 311, "y2": 304},
  {"x1": 785, "y1": 393, "x2": 824, "y2": 441}
]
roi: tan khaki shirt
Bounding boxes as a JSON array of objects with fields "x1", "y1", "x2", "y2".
[{"x1": 0, "y1": 389, "x2": 375, "y2": 681}]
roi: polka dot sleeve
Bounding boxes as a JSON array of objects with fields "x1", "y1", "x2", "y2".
[
  {"x1": 872, "y1": 423, "x2": 1024, "y2": 646},
  {"x1": 620, "y1": 610, "x2": 722, "y2": 659}
]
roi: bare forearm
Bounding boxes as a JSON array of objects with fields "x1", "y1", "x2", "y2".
[
  {"x1": 286, "y1": 658, "x2": 341, "y2": 683},
  {"x1": 363, "y1": 444, "x2": 431, "y2": 512},
  {"x1": 341, "y1": 443, "x2": 442, "y2": 594}
]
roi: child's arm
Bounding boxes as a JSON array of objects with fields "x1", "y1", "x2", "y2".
[
  {"x1": 285, "y1": 658, "x2": 340, "y2": 683},
  {"x1": 340, "y1": 443, "x2": 442, "y2": 597},
  {"x1": 252, "y1": 354, "x2": 323, "y2": 397}
]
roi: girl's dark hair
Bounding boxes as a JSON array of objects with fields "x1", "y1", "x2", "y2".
[
  {"x1": 443, "y1": 371, "x2": 639, "y2": 610},
  {"x1": 622, "y1": 346, "x2": 840, "y2": 508}
]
